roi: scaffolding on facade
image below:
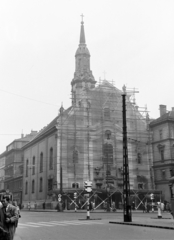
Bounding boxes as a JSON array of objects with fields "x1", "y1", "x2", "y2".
[{"x1": 53, "y1": 79, "x2": 156, "y2": 210}]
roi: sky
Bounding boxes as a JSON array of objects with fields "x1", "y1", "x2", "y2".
[{"x1": 0, "y1": 0, "x2": 174, "y2": 153}]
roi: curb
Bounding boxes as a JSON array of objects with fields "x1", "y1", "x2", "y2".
[
  {"x1": 79, "y1": 218, "x2": 102, "y2": 220},
  {"x1": 109, "y1": 221, "x2": 174, "y2": 230}
]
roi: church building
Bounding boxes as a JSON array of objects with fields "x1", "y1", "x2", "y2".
[{"x1": 22, "y1": 19, "x2": 153, "y2": 209}]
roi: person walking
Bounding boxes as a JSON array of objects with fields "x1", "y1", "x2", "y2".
[
  {"x1": 1, "y1": 197, "x2": 18, "y2": 240},
  {"x1": 12, "y1": 201, "x2": 20, "y2": 229},
  {"x1": 0, "y1": 203, "x2": 10, "y2": 240},
  {"x1": 27, "y1": 202, "x2": 31, "y2": 211},
  {"x1": 34, "y1": 202, "x2": 37, "y2": 210}
]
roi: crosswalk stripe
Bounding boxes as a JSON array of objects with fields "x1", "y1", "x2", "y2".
[
  {"x1": 27, "y1": 222, "x2": 55, "y2": 227},
  {"x1": 50, "y1": 220, "x2": 104, "y2": 225},
  {"x1": 18, "y1": 220, "x2": 106, "y2": 228},
  {"x1": 37, "y1": 222, "x2": 67, "y2": 226},
  {"x1": 18, "y1": 223, "x2": 40, "y2": 228}
]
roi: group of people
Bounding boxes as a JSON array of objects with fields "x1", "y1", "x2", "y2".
[{"x1": 0, "y1": 196, "x2": 20, "y2": 240}]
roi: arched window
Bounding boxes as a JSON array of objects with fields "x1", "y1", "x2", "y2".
[
  {"x1": 103, "y1": 143, "x2": 113, "y2": 164},
  {"x1": 39, "y1": 177, "x2": 43, "y2": 192},
  {"x1": 32, "y1": 156, "x2": 35, "y2": 175},
  {"x1": 26, "y1": 159, "x2": 29, "y2": 177},
  {"x1": 32, "y1": 180, "x2": 35, "y2": 193},
  {"x1": 49, "y1": 148, "x2": 53, "y2": 170},
  {"x1": 40, "y1": 152, "x2": 43, "y2": 173},
  {"x1": 105, "y1": 130, "x2": 111, "y2": 140},
  {"x1": 72, "y1": 183, "x2": 79, "y2": 188},
  {"x1": 25, "y1": 181, "x2": 28, "y2": 194}
]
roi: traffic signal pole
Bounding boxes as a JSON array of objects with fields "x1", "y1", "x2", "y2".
[
  {"x1": 86, "y1": 194, "x2": 90, "y2": 219},
  {"x1": 122, "y1": 93, "x2": 132, "y2": 222}
]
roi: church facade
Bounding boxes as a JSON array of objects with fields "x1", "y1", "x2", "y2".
[{"x1": 22, "y1": 20, "x2": 153, "y2": 208}]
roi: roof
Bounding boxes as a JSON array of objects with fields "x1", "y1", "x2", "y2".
[
  {"x1": 25, "y1": 106, "x2": 72, "y2": 145},
  {"x1": 150, "y1": 111, "x2": 174, "y2": 126}
]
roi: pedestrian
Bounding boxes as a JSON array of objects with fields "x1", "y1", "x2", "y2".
[
  {"x1": 160, "y1": 202, "x2": 164, "y2": 212},
  {"x1": 142, "y1": 202, "x2": 146, "y2": 213},
  {"x1": 146, "y1": 202, "x2": 150, "y2": 213},
  {"x1": 112, "y1": 201, "x2": 116, "y2": 212},
  {"x1": 132, "y1": 201, "x2": 135, "y2": 210},
  {"x1": 27, "y1": 202, "x2": 31, "y2": 211},
  {"x1": 1, "y1": 197, "x2": 19, "y2": 240},
  {"x1": 166, "y1": 202, "x2": 170, "y2": 212},
  {"x1": 34, "y1": 202, "x2": 37, "y2": 210},
  {"x1": 0, "y1": 203, "x2": 10, "y2": 240},
  {"x1": 12, "y1": 201, "x2": 21, "y2": 229}
]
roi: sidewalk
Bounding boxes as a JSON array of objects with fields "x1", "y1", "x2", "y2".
[{"x1": 109, "y1": 212, "x2": 174, "y2": 230}]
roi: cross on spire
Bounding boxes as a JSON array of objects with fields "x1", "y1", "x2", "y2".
[{"x1": 81, "y1": 14, "x2": 84, "y2": 22}]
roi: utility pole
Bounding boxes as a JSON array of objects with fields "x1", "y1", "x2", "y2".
[
  {"x1": 87, "y1": 102, "x2": 90, "y2": 180},
  {"x1": 122, "y1": 92, "x2": 132, "y2": 222},
  {"x1": 106, "y1": 143, "x2": 110, "y2": 212},
  {"x1": 59, "y1": 106, "x2": 64, "y2": 198}
]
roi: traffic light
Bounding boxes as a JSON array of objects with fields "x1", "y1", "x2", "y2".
[{"x1": 84, "y1": 180, "x2": 92, "y2": 193}]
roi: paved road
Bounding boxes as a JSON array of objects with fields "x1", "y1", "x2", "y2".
[{"x1": 14, "y1": 211, "x2": 174, "y2": 240}]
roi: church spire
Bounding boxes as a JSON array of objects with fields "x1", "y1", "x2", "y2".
[
  {"x1": 80, "y1": 14, "x2": 86, "y2": 44},
  {"x1": 71, "y1": 16, "x2": 96, "y2": 105}
]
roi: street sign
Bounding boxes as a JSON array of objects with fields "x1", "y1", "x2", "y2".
[
  {"x1": 150, "y1": 193, "x2": 154, "y2": 200},
  {"x1": 84, "y1": 180, "x2": 92, "y2": 192},
  {"x1": 58, "y1": 197, "x2": 61, "y2": 202},
  {"x1": 74, "y1": 192, "x2": 77, "y2": 198},
  {"x1": 58, "y1": 194, "x2": 62, "y2": 198}
]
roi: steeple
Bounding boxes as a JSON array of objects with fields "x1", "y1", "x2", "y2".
[
  {"x1": 80, "y1": 15, "x2": 86, "y2": 44},
  {"x1": 71, "y1": 16, "x2": 96, "y2": 105}
]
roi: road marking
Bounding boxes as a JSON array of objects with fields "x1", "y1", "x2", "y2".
[
  {"x1": 18, "y1": 220, "x2": 106, "y2": 229},
  {"x1": 51, "y1": 220, "x2": 105, "y2": 225},
  {"x1": 38, "y1": 221, "x2": 67, "y2": 226},
  {"x1": 27, "y1": 222, "x2": 55, "y2": 227},
  {"x1": 18, "y1": 223, "x2": 40, "y2": 228}
]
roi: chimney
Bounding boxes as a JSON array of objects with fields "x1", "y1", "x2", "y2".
[{"x1": 159, "y1": 105, "x2": 166, "y2": 117}]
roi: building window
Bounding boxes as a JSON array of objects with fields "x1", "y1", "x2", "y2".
[
  {"x1": 32, "y1": 180, "x2": 35, "y2": 193},
  {"x1": 40, "y1": 152, "x2": 43, "y2": 173},
  {"x1": 105, "y1": 130, "x2": 111, "y2": 140},
  {"x1": 103, "y1": 143, "x2": 113, "y2": 164},
  {"x1": 39, "y1": 177, "x2": 43, "y2": 192},
  {"x1": 48, "y1": 179, "x2": 53, "y2": 191},
  {"x1": 104, "y1": 108, "x2": 110, "y2": 120},
  {"x1": 26, "y1": 159, "x2": 29, "y2": 177},
  {"x1": 32, "y1": 157, "x2": 35, "y2": 175},
  {"x1": 49, "y1": 148, "x2": 53, "y2": 170},
  {"x1": 25, "y1": 181, "x2": 28, "y2": 194},
  {"x1": 161, "y1": 170, "x2": 166, "y2": 179},
  {"x1": 159, "y1": 129, "x2": 163, "y2": 140},
  {"x1": 72, "y1": 183, "x2": 79, "y2": 189},
  {"x1": 137, "y1": 153, "x2": 141, "y2": 164},
  {"x1": 158, "y1": 144, "x2": 165, "y2": 161},
  {"x1": 160, "y1": 149, "x2": 164, "y2": 161}
]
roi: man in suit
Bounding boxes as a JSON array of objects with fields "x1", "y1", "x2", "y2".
[{"x1": 1, "y1": 197, "x2": 19, "y2": 240}]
